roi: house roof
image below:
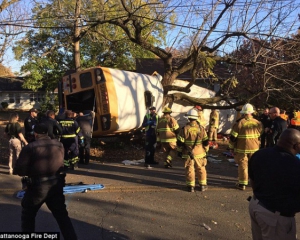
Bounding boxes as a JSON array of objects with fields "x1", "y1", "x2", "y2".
[{"x1": 0, "y1": 77, "x2": 44, "y2": 92}]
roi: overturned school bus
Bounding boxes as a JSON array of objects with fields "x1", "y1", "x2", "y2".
[{"x1": 59, "y1": 66, "x2": 164, "y2": 137}]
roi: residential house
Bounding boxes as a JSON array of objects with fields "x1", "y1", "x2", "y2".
[{"x1": 0, "y1": 77, "x2": 45, "y2": 110}]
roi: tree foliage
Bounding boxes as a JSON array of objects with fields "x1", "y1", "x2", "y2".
[
  {"x1": 0, "y1": 0, "x2": 29, "y2": 69},
  {"x1": 13, "y1": 0, "x2": 163, "y2": 91},
  {"x1": 228, "y1": 35, "x2": 300, "y2": 111},
  {"x1": 11, "y1": 0, "x2": 300, "y2": 110}
]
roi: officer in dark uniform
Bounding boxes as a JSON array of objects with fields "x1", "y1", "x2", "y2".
[
  {"x1": 142, "y1": 106, "x2": 159, "y2": 167},
  {"x1": 13, "y1": 123, "x2": 77, "y2": 240},
  {"x1": 59, "y1": 110, "x2": 84, "y2": 170},
  {"x1": 249, "y1": 129, "x2": 300, "y2": 240},
  {"x1": 24, "y1": 108, "x2": 39, "y2": 143},
  {"x1": 76, "y1": 110, "x2": 95, "y2": 165},
  {"x1": 266, "y1": 107, "x2": 287, "y2": 147},
  {"x1": 40, "y1": 110, "x2": 63, "y2": 139},
  {"x1": 258, "y1": 108, "x2": 270, "y2": 149}
]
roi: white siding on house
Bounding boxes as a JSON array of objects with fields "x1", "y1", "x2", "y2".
[{"x1": 0, "y1": 92, "x2": 45, "y2": 110}]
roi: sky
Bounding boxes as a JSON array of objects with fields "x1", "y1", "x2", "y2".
[{"x1": 2, "y1": 0, "x2": 300, "y2": 75}]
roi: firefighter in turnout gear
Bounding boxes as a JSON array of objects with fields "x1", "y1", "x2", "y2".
[
  {"x1": 156, "y1": 107, "x2": 180, "y2": 168},
  {"x1": 195, "y1": 105, "x2": 206, "y2": 126},
  {"x1": 208, "y1": 109, "x2": 219, "y2": 143},
  {"x1": 142, "y1": 106, "x2": 159, "y2": 167},
  {"x1": 228, "y1": 103, "x2": 263, "y2": 190},
  {"x1": 59, "y1": 110, "x2": 84, "y2": 170},
  {"x1": 177, "y1": 109, "x2": 209, "y2": 192},
  {"x1": 289, "y1": 110, "x2": 300, "y2": 131}
]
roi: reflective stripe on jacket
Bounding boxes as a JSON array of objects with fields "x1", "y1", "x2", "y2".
[
  {"x1": 229, "y1": 117, "x2": 263, "y2": 153},
  {"x1": 177, "y1": 122, "x2": 209, "y2": 159},
  {"x1": 156, "y1": 115, "x2": 179, "y2": 142}
]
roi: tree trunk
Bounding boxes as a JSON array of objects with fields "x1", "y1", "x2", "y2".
[{"x1": 74, "y1": 0, "x2": 81, "y2": 71}]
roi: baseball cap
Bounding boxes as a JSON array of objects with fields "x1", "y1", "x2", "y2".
[
  {"x1": 149, "y1": 106, "x2": 156, "y2": 110},
  {"x1": 30, "y1": 108, "x2": 38, "y2": 113},
  {"x1": 34, "y1": 123, "x2": 48, "y2": 134}
]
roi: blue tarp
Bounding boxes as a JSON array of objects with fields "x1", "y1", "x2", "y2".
[{"x1": 16, "y1": 184, "x2": 105, "y2": 198}]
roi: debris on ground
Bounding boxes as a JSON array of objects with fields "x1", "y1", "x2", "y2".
[{"x1": 122, "y1": 159, "x2": 145, "y2": 165}]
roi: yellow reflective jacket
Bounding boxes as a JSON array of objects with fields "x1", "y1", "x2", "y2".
[
  {"x1": 177, "y1": 122, "x2": 209, "y2": 159},
  {"x1": 229, "y1": 116, "x2": 263, "y2": 154},
  {"x1": 156, "y1": 115, "x2": 179, "y2": 143}
]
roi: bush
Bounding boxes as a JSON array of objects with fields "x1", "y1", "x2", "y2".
[{"x1": 1, "y1": 102, "x2": 8, "y2": 109}]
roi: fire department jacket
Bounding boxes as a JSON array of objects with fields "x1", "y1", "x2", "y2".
[
  {"x1": 197, "y1": 111, "x2": 206, "y2": 126},
  {"x1": 289, "y1": 118, "x2": 300, "y2": 131},
  {"x1": 177, "y1": 122, "x2": 209, "y2": 159},
  {"x1": 156, "y1": 115, "x2": 179, "y2": 143},
  {"x1": 209, "y1": 111, "x2": 219, "y2": 129},
  {"x1": 229, "y1": 116, "x2": 263, "y2": 154},
  {"x1": 59, "y1": 117, "x2": 83, "y2": 140}
]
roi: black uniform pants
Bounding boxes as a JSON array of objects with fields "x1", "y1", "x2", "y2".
[
  {"x1": 21, "y1": 177, "x2": 77, "y2": 240},
  {"x1": 145, "y1": 135, "x2": 156, "y2": 164},
  {"x1": 79, "y1": 137, "x2": 91, "y2": 164}
]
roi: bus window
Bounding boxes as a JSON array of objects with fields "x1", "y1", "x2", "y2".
[
  {"x1": 144, "y1": 91, "x2": 154, "y2": 109},
  {"x1": 66, "y1": 89, "x2": 95, "y2": 113},
  {"x1": 80, "y1": 72, "x2": 93, "y2": 88}
]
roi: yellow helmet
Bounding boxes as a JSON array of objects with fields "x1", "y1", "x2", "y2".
[
  {"x1": 240, "y1": 103, "x2": 254, "y2": 114},
  {"x1": 162, "y1": 107, "x2": 172, "y2": 113}
]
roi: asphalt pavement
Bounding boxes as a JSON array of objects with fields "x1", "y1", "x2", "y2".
[{"x1": 1, "y1": 156, "x2": 300, "y2": 240}]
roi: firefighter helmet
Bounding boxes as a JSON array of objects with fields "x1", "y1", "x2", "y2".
[
  {"x1": 240, "y1": 103, "x2": 254, "y2": 114},
  {"x1": 185, "y1": 109, "x2": 199, "y2": 120},
  {"x1": 195, "y1": 105, "x2": 202, "y2": 111},
  {"x1": 162, "y1": 107, "x2": 172, "y2": 113}
]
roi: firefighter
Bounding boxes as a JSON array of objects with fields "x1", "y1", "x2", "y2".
[
  {"x1": 289, "y1": 110, "x2": 300, "y2": 131},
  {"x1": 208, "y1": 109, "x2": 219, "y2": 144},
  {"x1": 24, "y1": 108, "x2": 39, "y2": 143},
  {"x1": 58, "y1": 110, "x2": 84, "y2": 170},
  {"x1": 228, "y1": 103, "x2": 263, "y2": 190},
  {"x1": 194, "y1": 105, "x2": 206, "y2": 126},
  {"x1": 142, "y1": 106, "x2": 159, "y2": 167},
  {"x1": 177, "y1": 109, "x2": 209, "y2": 192},
  {"x1": 156, "y1": 107, "x2": 180, "y2": 168}
]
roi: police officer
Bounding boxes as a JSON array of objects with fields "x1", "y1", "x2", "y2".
[
  {"x1": 258, "y1": 108, "x2": 270, "y2": 149},
  {"x1": 40, "y1": 110, "x2": 63, "y2": 139},
  {"x1": 59, "y1": 110, "x2": 84, "y2": 170},
  {"x1": 142, "y1": 106, "x2": 159, "y2": 167},
  {"x1": 24, "y1": 108, "x2": 39, "y2": 143},
  {"x1": 76, "y1": 110, "x2": 95, "y2": 165},
  {"x1": 13, "y1": 123, "x2": 77, "y2": 240},
  {"x1": 266, "y1": 107, "x2": 287, "y2": 147},
  {"x1": 177, "y1": 109, "x2": 209, "y2": 192}
]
